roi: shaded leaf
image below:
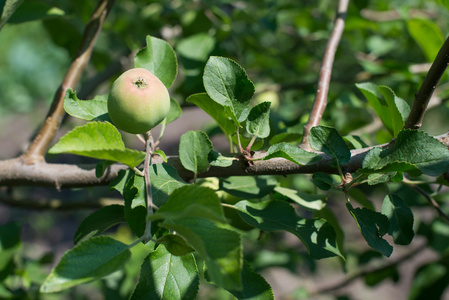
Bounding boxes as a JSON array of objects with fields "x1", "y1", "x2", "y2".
[
  {"x1": 346, "y1": 203, "x2": 393, "y2": 257},
  {"x1": 156, "y1": 234, "x2": 195, "y2": 256},
  {"x1": 134, "y1": 35, "x2": 178, "y2": 88},
  {"x1": 74, "y1": 205, "x2": 126, "y2": 244},
  {"x1": 309, "y1": 126, "x2": 351, "y2": 166},
  {"x1": 151, "y1": 185, "x2": 226, "y2": 223},
  {"x1": 0, "y1": 0, "x2": 24, "y2": 30},
  {"x1": 160, "y1": 218, "x2": 242, "y2": 291},
  {"x1": 227, "y1": 261, "x2": 274, "y2": 300},
  {"x1": 130, "y1": 244, "x2": 199, "y2": 300},
  {"x1": 312, "y1": 172, "x2": 334, "y2": 191},
  {"x1": 273, "y1": 186, "x2": 326, "y2": 211},
  {"x1": 40, "y1": 236, "x2": 131, "y2": 293},
  {"x1": 264, "y1": 143, "x2": 321, "y2": 165},
  {"x1": 235, "y1": 200, "x2": 343, "y2": 259},
  {"x1": 48, "y1": 122, "x2": 146, "y2": 168},
  {"x1": 219, "y1": 176, "x2": 277, "y2": 199},
  {"x1": 381, "y1": 194, "x2": 414, "y2": 245},
  {"x1": 0, "y1": 222, "x2": 21, "y2": 273}
]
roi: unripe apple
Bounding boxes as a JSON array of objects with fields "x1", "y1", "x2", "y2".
[{"x1": 107, "y1": 68, "x2": 170, "y2": 134}]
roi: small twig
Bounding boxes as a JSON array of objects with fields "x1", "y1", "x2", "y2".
[
  {"x1": 410, "y1": 184, "x2": 449, "y2": 223},
  {"x1": 0, "y1": 193, "x2": 122, "y2": 210},
  {"x1": 404, "y1": 36, "x2": 449, "y2": 130},
  {"x1": 301, "y1": 0, "x2": 349, "y2": 149},
  {"x1": 143, "y1": 131, "x2": 157, "y2": 242},
  {"x1": 21, "y1": 0, "x2": 115, "y2": 164},
  {"x1": 309, "y1": 241, "x2": 428, "y2": 295}
]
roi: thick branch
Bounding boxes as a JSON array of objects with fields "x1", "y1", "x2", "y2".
[
  {"x1": 21, "y1": 0, "x2": 115, "y2": 164},
  {"x1": 404, "y1": 36, "x2": 449, "y2": 130},
  {"x1": 301, "y1": 0, "x2": 349, "y2": 149},
  {"x1": 1, "y1": 131, "x2": 449, "y2": 188}
]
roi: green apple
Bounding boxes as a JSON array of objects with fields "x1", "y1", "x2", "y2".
[{"x1": 108, "y1": 68, "x2": 170, "y2": 134}]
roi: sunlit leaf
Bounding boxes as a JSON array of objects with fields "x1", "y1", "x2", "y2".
[{"x1": 40, "y1": 236, "x2": 131, "y2": 293}]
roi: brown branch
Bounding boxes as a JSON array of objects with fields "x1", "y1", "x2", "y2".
[
  {"x1": 309, "y1": 241, "x2": 428, "y2": 295},
  {"x1": 404, "y1": 36, "x2": 449, "y2": 130},
  {"x1": 20, "y1": 0, "x2": 116, "y2": 164},
  {"x1": 0, "y1": 192, "x2": 122, "y2": 210},
  {"x1": 410, "y1": 184, "x2": 449, "y2": 223},
  {"x1": 301, "y1": 0, "x2": 349, "y2": 149}
]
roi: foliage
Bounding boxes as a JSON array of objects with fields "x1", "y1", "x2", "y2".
[{"x1": 2, "y1": 0, "x2": 449, "y2": 299}]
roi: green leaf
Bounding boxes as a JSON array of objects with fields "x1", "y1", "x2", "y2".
[
  {"x1": 378, "y1": 86, "x2": 410, "y2": 137},
  {"x1": 179, "y1": 130, "x2": 214, "y2": 176},
  {"x1": 346, "y1": 203, "x2": 393, "y2": 257},
  {"x1": 343, "y1": 135, "x2": 369, "y2": 149},
  {"x1": 246, "y1": 101, "x2": 271, "y2": 139},
  {"x1": 151, "y1": 185, "x2": 226, "y2": 223},
  {"x1": 0, "y1": 222, "x2": 21, "y2": 273},
  {"x1": 361, "y1": 130, "x2": 449, "y2": 176},
  {"x1": 227, "y1": 261, "x2": 274, "y2": 300},
  {"x1": 7, "y1": 1, "x2": 64, "y2": 24},
  {"x1": 0, "y1": 0, "x2": 24, "y2": 30},
  {"x1": 177, "y1": 33, "x2": 216, "y2": 62},
  {"x1": 235, "y1": 200, "x2": 343, "y2": 259},
  {"x1": 309, "y1": 126, "x2": 351, "y2": 166},
  {"x1": 111, "y1": 165, "x2": 187, "y2": 208},
  {"x1": 40, "y1": 236, "x2": 131, "y2": 293},
  {"x1": 160, "y1": 218, "x2": 242, "y2": 291},
  {"x1": 153, "y1": 150, "x2": 167, "y2": 163},
  {"x1": 156, "y1": 234, "x2": 195, "y2": 256},
  {"x1": 381, "y1": 194, "x2": 414, "y2": 245},
  {"x1": 134, "y1": 35, "x2": 178, "y2": 88},
  {"x1": 264, "y1": 143, "x2": 321, "y2": 165},
  {"x1": 166, "y1": 98, "x2": 182, "y2": 124},
  {"x1": 273, "y1": 186, "x2": 326, "y2": 211},
  {"x1": 114, "y1": 170, "x2": 146, "y2": 238},
  {"x1": 356, "y1": 82, "x2": 393, "y2": 133},
  {"x1": 74, "y1": 205, "x2": 126, "y2": 244},
  {"x1": 219, "y1": 176, "x2": 277, "y2": 199},
  {"x1": 409, "y1": 261, "x2": 449, "y2": 300},
  {"x1": 203, "y1": 56, "x2": 255, "y2": 125},
  {"x1": 131, "y1": 244, "x2": 199, "y2": 300},
  {"x1": 312, "y1": 172, "x2": 334, "y2": 191},
  {"x1": 407, "y1": 18, "x2": 444, "y2": 62},
  {"x1": 63, "y1": 89, "x2": 110, "y2": 121},
  {"x1": 48, "y1": 122, "x2": 146, "y2": 168},
  {"x1": 208, "y1": 150, "x2": 235, "y2": 167},
  {"x1": 187, "y1": 93, "x2": 236, "y2": 137}
]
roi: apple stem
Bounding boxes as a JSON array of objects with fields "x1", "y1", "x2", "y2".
[{"x1": 143, "y1": 130, "x2": 156, "y2": 243}]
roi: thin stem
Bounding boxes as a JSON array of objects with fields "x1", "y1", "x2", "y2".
[
  {"x1": 236, "y1": 127, "x2": 244, "y2": 153},
  {"x1": 143, "y1": 131, "x2": 157, "y2": 242},
  {"x1": 21, "y1": 0, "x2": 116, "y2": 164},
  {"x1": 409, "y1": 183, "x2": 449, "y2": 223},
  {"x1": 300, "y1": 0, "x2": 349, "y2": 149},
  {"x1": 404, "y1": 35, "x2": 449, "y2": 130}
]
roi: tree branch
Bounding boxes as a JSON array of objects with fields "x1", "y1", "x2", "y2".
[
  {"x1": 404, "y1": 35, "x2": 449, "y2": 130},
  {"x1": 309, "y1": 241, "x2": 428, "y2": 295},
  {"x1": 301, "y1": 0, "x2": 349, "y2": 149},
  {"x1": 21, "y1": 0, "x2": 116, "y2": 164}
]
